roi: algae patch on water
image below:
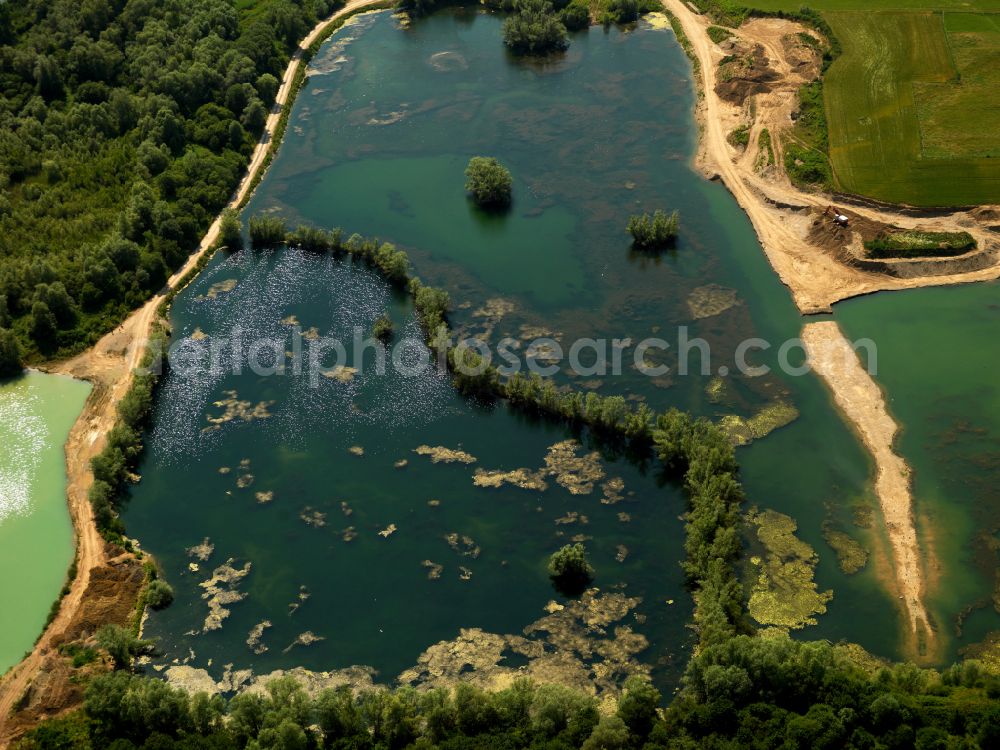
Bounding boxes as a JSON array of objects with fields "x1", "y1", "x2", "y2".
[
  {"x1": 543, "y1": 440, "x2": 605, "y2": 495},
  {"x1": 204, "y1": 390, "x2": 275, "y2": 433},
  {"x1": 821, "y1": 521, "x2": 868, "y2": 575},
  {"x1": 747, "y1": 509, "x2": 832, "y2": 630},
  {"x1": 718, "y1": 401, "x2": 799, "y2": 446},
  {"x1": 398, "y1": 590, "x2": 649, "y2": 701},
  {"x1": 687, "y1": 284, "x2": 740, "y2": 320},
  {"x1": 473, "y1": 468, "x2": 549, "y2": 491},
  {"x1": 199, "y1": 558, "x2": 252, "y2": 633},
  {"x1": 413, "y1": 445, "x2": 477, "y2": 464}
]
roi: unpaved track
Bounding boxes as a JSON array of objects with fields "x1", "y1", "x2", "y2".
[
  {"x1": 661, "y1": 0, "x2": 1000, "y2": 315},
  {"x1": 0, "y1": 0, "x2": 385, "y2": 735},
  {"x1": 803, "y1": 322, "x2": 932, "y2": 651}
]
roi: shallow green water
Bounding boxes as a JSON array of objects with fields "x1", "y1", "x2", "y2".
[
  {"x1": 127, "y1": 9, "x2": 906, "y2": 690},
  {"x1": 838, "y1": 282, "x2": 1000, "y2": 662},
  {"x1": 0, "y1": 371, "x2": 90, "y2": 675}
]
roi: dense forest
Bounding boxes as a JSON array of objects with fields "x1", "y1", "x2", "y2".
[{"x1": 0, "y1": 0, "x2": 345, "y2": 362}]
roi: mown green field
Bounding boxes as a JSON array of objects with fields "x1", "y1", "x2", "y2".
[
  {"x1": 736, "y1": 1, "x2": 1000, "y2": 10},
  {"x1": 824, "y1": 10, "x2": 1000, "y2": 205}
]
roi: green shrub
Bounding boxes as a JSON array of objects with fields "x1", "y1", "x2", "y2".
[
  {"x1": 548, "y1": 543, "x2": 594, "y2": 595},
  {"x1": 727, "y1": 125, "x2": 750, "y2": 148},
  {"x1": 248, "y1": 215, "x2": 288, "y2": 248},
  {"x1": 0, "y1": 327, "x2": 22, "y2": 377},
  {"x1": 865, "y1": 231, "x2": 976, "y2": 259},
  {"x1": 145, "y1": 579, "x2": 174, "y2": 610},
  {"x1": 707, "y1": 25, "x2": 732, "y2": 44},
  {"x1": 218, "y1": 209, "x2": 243, "y2": 252},
  {"x1": 626, "y1": 209, "x2": 680, "y2": 250},
  {"x1": 464, "y1": 157, "x2": 513, "y2": 208},
  {"x1": 372, "y1": 314, "x2": 394, "y2": 342},
  {"x1": 502, "y1": 0, "x2": 569, "y2": 56},
  {"x1": 561, "y1": 0, "x2": 590, "y2": 31},
  {"x1": 757, "y1": 127, "x2": 774, "y2": 167}
]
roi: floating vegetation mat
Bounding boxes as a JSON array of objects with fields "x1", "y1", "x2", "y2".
[
  {"x1": 247, "y1": 621, "x2": 272, "y2": 655},
  {"x1": 473, "y1": 468, "x2": 548, "y2": 491},
  {"x1": 322, "y1": 366, "x2": 357, "y2": 383},
  {"x1": 687, "y1": 284, "x2": 740, "y2": 320},
  {"x1": 204, "y1": 391, "x2": 274, "y2": 433},
  {"x1": 413, "y1": 445, "x2": 477, "y2": 464},
  {"x1": 747, "y1": 509, "x2": 832, "y2": 630},
  {"x1": 399, "y1": 590, "x2": 649, "y2": 701},
  {"x1": 472, "y1": 440, "x2": 608, "y2": 496},
  {"x1": 199, "y1": 558, "x2": 252, "y2": 633},
  {"x1": 186, "y1": 538, "x2": 214, "y2": 562},
  {"x1": 705, "y1": 376, "x2": 727, "y2": 404},
  {"x1": 718, "y1": 401, "x2": 799, "y2": 446},
  {"x1": 197, "y1": 279, "x2": 238, "y2": 301},
  {"x1": 821, "y1": 521, "x2": 868, "y2": 575}
]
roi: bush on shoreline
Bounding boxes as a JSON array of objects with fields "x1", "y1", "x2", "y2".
[
  {"x1": 0, "y1": 327, "x2": 22, "y2": 377},
  {"x1": 503, "y1": 0, "x2": 570, "y2": 55},
  {"x1": 248, "y1": 215, "x2": 288, "y2": 249}
]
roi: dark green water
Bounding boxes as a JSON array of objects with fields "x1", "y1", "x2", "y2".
[
  {"x1": 838, "y1": 283, "x2": 1000, "y2": 662},
  {"x1": 126, "y1": 10, "x2": 907, "y2": 689}
]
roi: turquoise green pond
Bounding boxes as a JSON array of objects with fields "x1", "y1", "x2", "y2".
[
  {"x1": 838, "y1": 282, "x2": 1000, "y2": 663},
  {"x1": 0, "y1": 371, "x2": 90, "y2": 675},
  {"x1": 126, "y1": 9, "x2": 912, "y2": 693}
]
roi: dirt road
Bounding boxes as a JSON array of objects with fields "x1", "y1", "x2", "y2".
[{"x1": 0, "y1": 0, "x2": 386, "y2": 736}]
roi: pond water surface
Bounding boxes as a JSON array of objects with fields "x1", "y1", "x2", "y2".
[
  {"x1": 126, "y1": 10, "x2": 924, "y2": 692},
  {"x1": 0, "y1": 371, "x2": 90, "y2": 675}
]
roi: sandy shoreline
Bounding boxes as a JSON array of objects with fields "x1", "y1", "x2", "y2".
[
  {"x1": 0, "y1": 1, "x2": 387, "y2": 740},
  {"x1": 802, "y1": 323, "x2": 933, "y2": 656}
]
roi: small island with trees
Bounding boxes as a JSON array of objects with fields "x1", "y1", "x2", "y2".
[
  {"x1": 464, "y1": 156, "x2": 514, "y2": 208},
  {"x1": 548, "y1": 543, "x2": 595, "y2": 596},
  {"x1": 627, "y1": 209, "x2": 680, "y2": 250}
]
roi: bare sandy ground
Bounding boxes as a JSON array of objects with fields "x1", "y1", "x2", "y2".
[
  {"x1": 802, "y1": 323, "x2": 931, "y2": 648},
  {"x1": 0, "y1": 1, "x2": 385, "y2": 737},
  {"x1": 661, "y1": 0, "x2": 1000, "y2": 315}
]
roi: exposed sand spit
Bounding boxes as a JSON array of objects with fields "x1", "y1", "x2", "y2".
[{"x1": 802, "y1": 321, "x2": 932, "y2": 653}]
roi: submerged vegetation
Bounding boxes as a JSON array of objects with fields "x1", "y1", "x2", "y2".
[
  {"x1": 626, "y1": 209, "x2": 680, "y2": 250},
  {"x1": 464, "y1": 156, "x2": 513, "y2": 208}
]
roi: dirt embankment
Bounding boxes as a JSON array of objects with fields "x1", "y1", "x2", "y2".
[
  {"x1": 662, "y1": 0, "x2": 1000, "y2": 315},
  {"x1": 0, "y1": 2, "x2": 386, "y2": 744}
]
